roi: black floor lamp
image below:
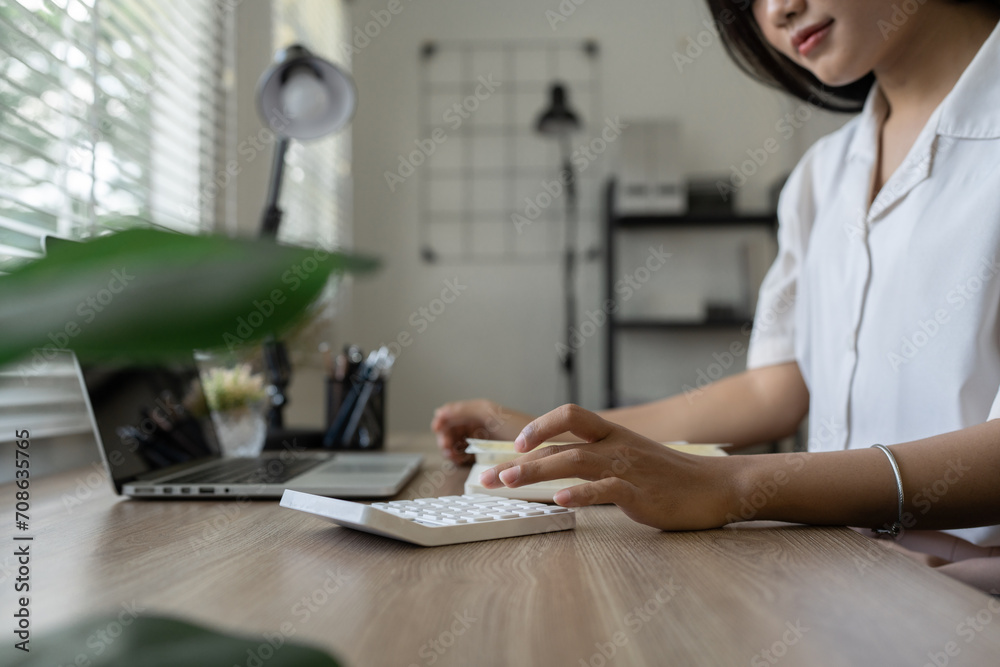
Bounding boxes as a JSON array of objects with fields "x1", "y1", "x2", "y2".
[
  {"x1": 255, "y1": 44, "x2": 356, "y2": 427},
  {"x1": 536, "y1": 83, "x2": 582, "y2": 406}
]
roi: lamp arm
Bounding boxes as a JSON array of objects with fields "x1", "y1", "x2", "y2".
[{"x1": 260, "y1": 137, "x2": 291, "y2": 238}]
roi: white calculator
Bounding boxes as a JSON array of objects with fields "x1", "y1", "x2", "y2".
[{"x1": 280, "y1": 490, "x2": 575, "y2": 547}]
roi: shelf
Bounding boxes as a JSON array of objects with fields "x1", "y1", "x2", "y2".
[
  {"x1": 612, "y1": 213, "x2": 776, "y2": 229},
  {"x1": 615, "y1": 318, "x2": 753, "y2": 330},
  {"x1": 604, "y1": 179, "x2": 776, "y2": 229},
  {"x1": 603, "y1": 176, "x2": 776, "y2": 408}
]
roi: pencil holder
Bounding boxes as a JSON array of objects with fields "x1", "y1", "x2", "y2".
[{"x1": 325, "y1": 374, "x2": 386, "y2": 450}]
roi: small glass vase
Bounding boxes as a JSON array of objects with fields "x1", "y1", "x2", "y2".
[{"x1": 211, "y1": 402, "x2": 267, "y2": 458}]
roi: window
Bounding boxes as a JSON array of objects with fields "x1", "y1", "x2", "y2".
[{"x1": 0, "y1": 0, "x2": 229, "y2": 275}]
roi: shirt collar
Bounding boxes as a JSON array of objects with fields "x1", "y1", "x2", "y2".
[
  {"x1": 847, "y1": 18, "x2": 1000, "y2": 164},
  {"x1": 936, "y1": 19, "x2": 1000, "y2": 139}
]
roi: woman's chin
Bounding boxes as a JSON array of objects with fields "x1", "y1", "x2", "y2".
[{"x1": 804, "y1": 60, "x2": 872, "y2": 90}]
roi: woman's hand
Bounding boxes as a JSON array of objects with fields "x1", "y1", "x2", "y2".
[
  {"x1": 430, "y1": 399, "x2": 531, "y2": 465},
  {"x1": 478, "y1": 404, "x2": 742, "y2": 531}
]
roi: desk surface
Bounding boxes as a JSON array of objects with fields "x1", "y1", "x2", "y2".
[{"x1": 5, "y1": 435, "x2": 1000, "y2": 666}]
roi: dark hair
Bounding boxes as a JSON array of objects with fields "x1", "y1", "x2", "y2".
[{"x1": 705, "y1": 0, "x2": 1000, "y2": 113}]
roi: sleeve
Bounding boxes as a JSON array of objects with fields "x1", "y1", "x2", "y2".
[
  {"x1": 746, "y1": 148, "x2": 817, "y2": 370},
  {"x1": 988, "y1": 388, "x2": 1000, "y2": 421}
]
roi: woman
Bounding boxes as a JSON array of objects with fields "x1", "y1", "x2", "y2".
[{"x1": 432, "y1": 0, "x2": 1000, "y2": 591}]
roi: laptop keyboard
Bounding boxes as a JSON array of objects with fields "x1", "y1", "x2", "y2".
[{"x1": 163, "y1": 457, "x2": 321, "y2": 485}]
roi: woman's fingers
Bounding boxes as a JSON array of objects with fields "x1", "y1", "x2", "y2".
[
  {"x1": 477, "y1": 443, "x2": 576, "y2": 487},
  {"x1": 480, "y1": 445, "x2": 610, "y2": 489},
  {"x1": 430, "y1": 402, "x2": 470, "y2": 434},
  {"x1": 437, "y1": 436, "x2": 473, "y2": 465},
  {"x1": 514, "y1": 404, "x2": 614, "y2": 452},
  {"x1": 431, "y1": 401, "x2": 489, "y2": 463},
  {"x1": 553, "y1": 477, "x2": 638, "y2": 508}
]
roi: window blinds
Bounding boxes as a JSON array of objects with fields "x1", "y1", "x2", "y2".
[{"x1": 0, "y1": 0, "x2": 226, "y2": 274}]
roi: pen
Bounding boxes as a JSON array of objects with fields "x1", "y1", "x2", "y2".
[
  {"x1": 341, "y1": 347, "x2": 394, "y2": 448},
  {"x1": 324, "y1": 349, "x2": 376, "y2": 448}
]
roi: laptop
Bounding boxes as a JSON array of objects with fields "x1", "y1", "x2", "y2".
[{"x1": 75, "y1": 355, "x2": 422, "y2": 498}]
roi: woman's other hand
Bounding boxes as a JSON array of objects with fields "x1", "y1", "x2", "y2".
[{"x1": 430, "y1": 399, "x2": 530, "y2": 465}]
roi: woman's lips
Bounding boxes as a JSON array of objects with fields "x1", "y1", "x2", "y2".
[{"x1": 792, "y1": 19, "x2": 834, "y2": 57}]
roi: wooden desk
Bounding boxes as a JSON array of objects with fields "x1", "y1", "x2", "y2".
[{"x1": 5, "y1": 434, "x2": 1000, "y2": 666}]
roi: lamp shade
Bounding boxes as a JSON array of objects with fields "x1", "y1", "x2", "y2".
[
  {"x1": 535, "y1": 83, "x2": 581, "y2": 137},
  {"x1": 256, "y1": 44, "x2": 356, "y2": 141}
]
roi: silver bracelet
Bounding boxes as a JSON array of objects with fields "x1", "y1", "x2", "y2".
[{"x1": 871, "y1": 444, "x2": 904, "y2": 538}]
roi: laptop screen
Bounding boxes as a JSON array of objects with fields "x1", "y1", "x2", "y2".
[{"x1": 80, "y1": 362, "x2": 220, "y2": 492}]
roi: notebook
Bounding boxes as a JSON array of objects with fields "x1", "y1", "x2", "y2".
[{"x1": 74, "y1": 354, "x2": 421, "y2": 499}]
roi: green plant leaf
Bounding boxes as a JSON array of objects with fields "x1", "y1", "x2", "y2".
[
  {"x1": 12, "y1": 614, "x2": 342, "y2": 667},
  {"x1": 0, "y1": 229, "x2": 378, "y2": 368}
]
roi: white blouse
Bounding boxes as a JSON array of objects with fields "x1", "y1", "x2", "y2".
[{"x1": 748, "y1": 21, "x2": 1000, "y2": 546}]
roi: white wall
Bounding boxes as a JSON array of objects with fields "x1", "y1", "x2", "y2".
[{"x1": 330, "y1": 0, "x2": 849, "y2": 432}]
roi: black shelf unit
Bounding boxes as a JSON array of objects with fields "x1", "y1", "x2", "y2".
[
  {"x1": 614, "y1": 318, "x2": 753, "y2": 331},
  {"x1": 603, "y1": 179, "x2": 776, "y2": 408}
]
